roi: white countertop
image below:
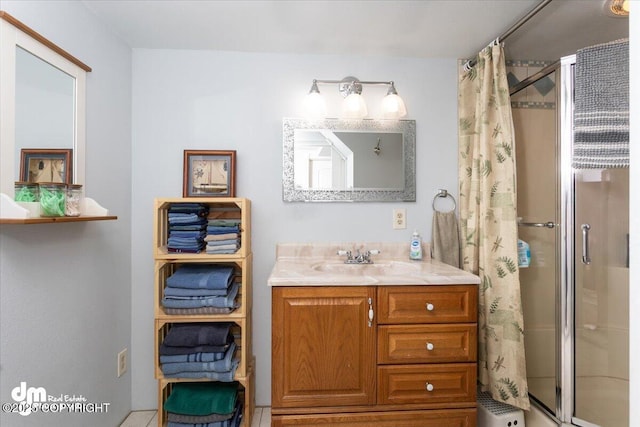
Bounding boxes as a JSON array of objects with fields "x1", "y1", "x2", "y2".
[{"x1": 268, "y1": 242, "x2": 480, "y2": 286}]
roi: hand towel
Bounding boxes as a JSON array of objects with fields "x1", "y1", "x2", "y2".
[
  {"x1": 431, "y1": 210, "x2": 461, "y2": 268},
  {"x1": 573, "y1": 39, "x2": 629, "y2": 168}
]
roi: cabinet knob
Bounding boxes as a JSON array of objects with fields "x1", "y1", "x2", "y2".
[
  {"x1": 425, "y1": 303, "x2": 434, "y2": 311},
  {"x1": 426, "y1": 342, "x2": 434, "y2": 351},
  {"x1": 425, "y1": 382, "x2": 434, "y2": 392}
]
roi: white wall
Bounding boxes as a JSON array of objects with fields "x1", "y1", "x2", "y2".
[
  {"x1": 131, "y1": 49, "x2": 459, "y2": 408},
  {"x1": 0, "y1": 1, "x2": 132, "y2": 426}
]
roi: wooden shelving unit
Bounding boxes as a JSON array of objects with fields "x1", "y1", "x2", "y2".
[{"x1": 153, "y1": 197, "x2": 254, "y2": 427}]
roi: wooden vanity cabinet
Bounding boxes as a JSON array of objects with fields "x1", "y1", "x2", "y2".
[
  {"x1": 271, "y1": 286, "x2": 376, "y2": 409},
  {"x1": 271, "y1": 284, "x2": 478, "y2": 426}
]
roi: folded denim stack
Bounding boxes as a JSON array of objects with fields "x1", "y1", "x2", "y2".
[
  {"x1": 168, "y1": 204, "x2": 209, "y2": 254},
  {"x1": 162, "y1": 265, "x2": 238, "y2": 315},
  {"x1": 205, "y1": 219, "x2": 241, "y2": 255},
  {"x1": 160, "y1": 323, "x2": 239, "y2": 381},
  {"x1": 164, "y1": 382, "x2": 243, "y2": 427}
]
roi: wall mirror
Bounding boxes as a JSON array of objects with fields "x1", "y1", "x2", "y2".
[
  {"x1": 283, "y1": 118, "x2": 416, "y2": 202},
  {"x1": 0, "y1": 11, "x2": 89, "y2": 197}
]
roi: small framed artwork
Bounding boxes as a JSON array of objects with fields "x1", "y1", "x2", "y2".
[
  {"x1": 183, "y1": 150, "x2": 236, "y2": 197},
  {"x1": 20, "y1": 149, "x2": 73, "y2": 184}
]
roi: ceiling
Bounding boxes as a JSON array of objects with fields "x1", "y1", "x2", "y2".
[{"x1": 82, "y1": 0, "x2": 629, "y2": 61}]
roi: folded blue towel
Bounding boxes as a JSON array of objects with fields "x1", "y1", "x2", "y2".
[
  {"x1": 160, "y1": 351, "x2": 226, "y2": 364},
  {"x1": 169, "y1": 203, "x2": 208, "y2": 214},
  {"x1": 160, "y1": 342, "x2": 231, "y2": 356},
  {"x1": 169, "y1": 236, "x2": 204, "y2": 244},
  {"x1": 205, "y1": 249, "x2": 238, "y2": 255},
  {"x1": 170, "y1": 230, "x2": 207, "y2": 238},
  {"x1": 167, "y1": 265, "x2": 234, "y2": 290},
  {"x1": 161, "y1": 343, "x2": 236, "y2": 375},
  {"x1": 206, "y1": 239, "x2": 239, "y2": 247},
  {"x1": 163, "y1": 322, "x2": 232, "y2": 347},
  {"x1": 162, "y1": 282, "x2": 238, "y2": 308},
  {"x1": 207, "y1": 226, "x2": 240, "y2": 234},
  {"x1": 170, "y1": 224, "x2": 207, "y2": 231},
  {"x1": 207, "y1": 219, "x2": 241, "y2": 226},
  {"x1": 169, "y1": 214, "x2": 207, "y2": 225},
  {"x1": 164, "y1": 286, "x2": 231, "y2": 297},
  {"x1": 162, "y1": 359, "x2": 239, "y2": 382}
]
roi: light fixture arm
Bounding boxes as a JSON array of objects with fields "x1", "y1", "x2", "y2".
[{"x1": 312, "y1": 76, "x2": 397, "y2": 98}]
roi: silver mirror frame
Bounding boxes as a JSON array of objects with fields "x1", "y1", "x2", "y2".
[{"x1": 283, "y1": 118, "x2": 416, "y2": 202}]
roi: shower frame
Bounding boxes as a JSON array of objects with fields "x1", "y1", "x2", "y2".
[{"x1": 512, "y1": 54, "x2": 615, "y2": 427}]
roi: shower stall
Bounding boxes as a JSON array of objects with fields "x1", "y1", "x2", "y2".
[{"x1": 511, "y1": 56, "x2": 629, "y2": 426}]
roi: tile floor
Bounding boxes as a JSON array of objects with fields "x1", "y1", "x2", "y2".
[{"x1": 119, "y1": 407, "x2": 271, "y2": 427}]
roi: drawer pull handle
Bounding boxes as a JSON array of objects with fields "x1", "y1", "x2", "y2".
[
  {"x1": 425, "y1": 303, "x2": 434, "y2": 311},
  {"x1": 367, "y1": 297, "x2": 374, "y2": 327},
  {"x1": 426, "y1": 342, "x2": 434, "y2": 351},
  {"x1": 425, "y1": 382, "x2": 434, "y2": 392}
]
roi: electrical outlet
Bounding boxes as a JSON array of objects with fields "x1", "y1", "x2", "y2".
[
  {"x1": 393, "y1": 208, "x2": 406, "y2": 229},
  {"x1": 117, "y1": 348, "x2": 127, "y2": 377}
]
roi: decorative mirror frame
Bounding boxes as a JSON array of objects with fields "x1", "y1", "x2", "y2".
[
  {"x1": 0, "y1": 11, "x2": 89, "y2": 198},
  {"x1": 283, "y1": 117, "x2": 416, "y2": 202}
]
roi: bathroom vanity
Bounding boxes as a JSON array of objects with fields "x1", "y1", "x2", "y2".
[{"x1": 269, "y1": 243, "x2": 480, "y2": 426}]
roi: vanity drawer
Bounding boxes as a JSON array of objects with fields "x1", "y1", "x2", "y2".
[
  {"x1": 272, "y1": 408, "x2": 477, "y2": 426},
  {"x1": 378, "y1": 324, "x2": 477, "y2": 364},
  {"x1": 378, "y1": 285, "x2": 477, "y2": 324},
  {"x1": 378, "y1": 363, "x2": 476, "y2": 405}
]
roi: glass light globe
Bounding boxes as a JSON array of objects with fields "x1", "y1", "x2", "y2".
[
  {"x1": 303, "y1": 92, "x2": 327, "y2": 119},
  {"x1": 382, "y1": 93, "x2": 407, "y2": 119},
  {"x1": 341, "y1": 93, "x2": 368, "y2": 118}
]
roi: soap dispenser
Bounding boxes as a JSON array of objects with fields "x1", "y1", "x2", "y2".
[{"x1": 410, "y1": 230, "x2": 423, "y2": 260}]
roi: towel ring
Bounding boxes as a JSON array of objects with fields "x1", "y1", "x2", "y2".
[{"x1": 432, "y1": 189, "x2": 456, "y2": 212}]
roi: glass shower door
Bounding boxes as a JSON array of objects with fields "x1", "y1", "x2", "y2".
[
  {"x1": 573, "y1": 168, "x2": 629, "y2": 427},
  {"x1": 512, "y1": 68, "x2": 559, "y2": 414}
]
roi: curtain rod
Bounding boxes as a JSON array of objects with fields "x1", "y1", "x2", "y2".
[{"x1": 463, "y1": 0, "x2": 554, "y2": 70}]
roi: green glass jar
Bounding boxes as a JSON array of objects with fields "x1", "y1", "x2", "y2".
[
  {"x1": 14, "y1": 181, "x2": 39, "y2": 202},
  {"x1": 39, "y1": 183, "x2": 66, "y2": 217}
]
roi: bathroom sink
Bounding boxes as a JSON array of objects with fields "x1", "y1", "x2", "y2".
[{"x1": 312, "y1": 261, "x2": 421, "y2": 275}]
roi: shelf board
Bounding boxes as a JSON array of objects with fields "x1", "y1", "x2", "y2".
[{"x1": 0, "y1": 215, "x2": 117, "y2": 224}]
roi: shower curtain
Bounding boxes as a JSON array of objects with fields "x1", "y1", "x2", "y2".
[{"x1": 458, "y1": 44, "x2": 530, "y2": 410}]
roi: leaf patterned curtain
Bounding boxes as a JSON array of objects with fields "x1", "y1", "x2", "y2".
[{"x1": 458, "y1": 44, "x2": 530, "y2": 410}]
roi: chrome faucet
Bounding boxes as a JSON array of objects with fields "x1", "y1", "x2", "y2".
[{"x1": 337, "y1": 249, "x2": 380, "y2": 264}]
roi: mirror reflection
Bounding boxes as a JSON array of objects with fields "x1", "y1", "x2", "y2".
[
  {"x1": 294, "y1": 130, "x2": 403, "y2": 190},
  {"x1": 15, "y1": 47, "x2": 75, "y2": 178},
  {"x1": 283, "y1": 118, "x2": 416, "y2": 202}
]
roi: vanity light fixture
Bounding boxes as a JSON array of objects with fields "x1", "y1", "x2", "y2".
[{"x1": 304, "y1": 76, "x2": 407, "y2": 119}]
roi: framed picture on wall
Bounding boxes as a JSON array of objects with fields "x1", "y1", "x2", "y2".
[
  {"x1": 20, "y1": 149, "x2": 73, "y2": 184},
  {"x1": 183, "y1": 150, "x2": 236, "y2": 197}
]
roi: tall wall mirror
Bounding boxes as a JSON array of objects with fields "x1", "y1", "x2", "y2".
[
  {"x1": 283, "y1": 118, "x2": 416, "y2": 202},
  {"x1": 0, "y1": 11, "x2": 89, "y2": 199}
]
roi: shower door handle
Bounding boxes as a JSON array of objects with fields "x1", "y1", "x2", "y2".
[
  {"x1": 518, "y1": 221, "x2": 555, "y2": 228},
  {"x1": 581, "y1": 224, "x2": 591, "y2": 265}
]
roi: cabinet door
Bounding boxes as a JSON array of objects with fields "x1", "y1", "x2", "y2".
[{"x1": 272, "y1": 286, "x2": 376, "y2": 408}]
